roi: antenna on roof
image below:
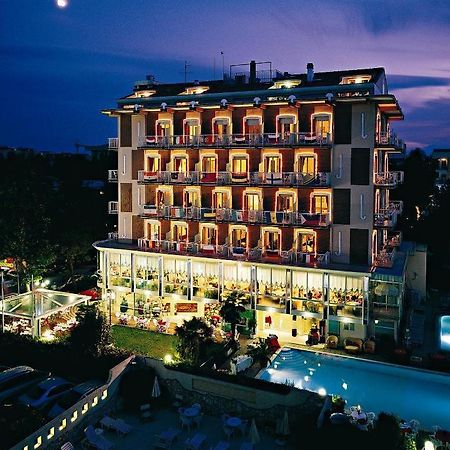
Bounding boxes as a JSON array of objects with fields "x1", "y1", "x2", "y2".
[{"x1": 183, "y1": 60, "x2": 191, "y2": 84}]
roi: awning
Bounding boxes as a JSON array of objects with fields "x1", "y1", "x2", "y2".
[
  {"x1": 245, "y1": 118, "x2": 261, "y2": 126},
  {"x1": 213, "y1": 118, "x2": 230, "y2": 125},
  {"x1": 279, "y1": 116, "x2": 295, "y2": 124},
  {"x1": 184, "y1": 118, "x2": 199, "y2": 125},
  {"x1": 313, "y1": 114, "x2": 330, "y2": 122}
]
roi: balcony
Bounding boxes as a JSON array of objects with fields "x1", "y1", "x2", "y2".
[
  {"x1": 136, "y1": 238, "x2": 330, "y2": 268},
  {"x1": 374, "y1": 201, "x2": 403, "y2": 228},
  {"x1": 374, "y1": 171, "x2": 404, "y2": 187},
  {"x1": 140, "y1": 205, "x2": 331, "y2": 228},
  {"x1": 137, "y1": 132, "x2": 332, "y2": 149},
  {"x1": 108, "y1": 231, "x2": 119, "y2": 240},
  {"x1": 373, "y1": 248, "x2": 396, "y2": 268},
  {"x1": 370, "y1": 303, "x2": 400, "y2": 320},
  {"x1": 376, "y1": 132, "x2": 405, "y2": 151},
  {"x1": 108, "y1": 201, "x2": 119, "y2": 214},
  {"x1": 108, "y1": 169, "x2": 118, "y2": 182},
  {"x1": 386, "y1": 231, "x2": 402, "y2": 248},
  {"x1": 108, "y1": 138, "x2": 118, "y2": 149},
  {"x1": 137, "y1": 170, "x2": 330, "y2": 187}
]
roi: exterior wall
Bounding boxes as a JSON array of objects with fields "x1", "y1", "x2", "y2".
[{"x1": 406, "y1": 244, "x2": 427, "y2": 300}]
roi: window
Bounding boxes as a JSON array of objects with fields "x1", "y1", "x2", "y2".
[
  {"x1": 184, "y1": 119, "x2": 200, "y2": 137},
  {"x1": 276, "y1": 193, "x2": 294, "y2": 211},
  {"x1": 231, "y1": 228, "x2": 247, "y2": 248},
  {"x1": 213, "y1": 191, "x2": 228, "y2": 209},
  {"x1": 202, "y1": 156, "x2": 217, "y2": 173},
  {"x1": 173, "y1": 156, "x2": 187, "y2": 173},
  {"x1": 146, "y1": 156, "x2": 159, "y2": 172},
  {"x1": 156, "y1": 120, "x2": 171, "y2": 136},
  {"x1": 343, "y1": 322, "x2": 355, "y2": 331},
  {"x1": 265, "y1": 155, "x2": 281, "y2": 173},
  {"x1": 172, "y1": 223, "x2": 188, "y2": 242},
  {"x1": 183, "y1": 190, "x2": 199, "y2": 207},
  {"x1": 313, "y1": 115, "x2": 331, "y2": 138},
  {"x1": 231, "y1": 156, "x2": 248, "y2": 174},
  {"x1": 244, "y1": 193, "x2": 260, "y2": 210},
  {"x1": 278, "y1": 116, "x2": 296, "y2": 135},
  {"x1": 264, "y1": 230, "x2": 280, "y2": 252},
  {"x1": 213, "y1": 118, "x2": 230, "y2": 135},
  {"x1": 298, "y1": 232, "x2": 315, "y2": 253},
  {"x1": 201, "y1": 226, "x2": 217, "y2": 245},
  {"x1": 312, "y1": 195, "x2": 329, "y2": 214},
  {"x1": 298, "y1": 155, "x2": 316, "y2": 174},
  {"x1": 146, "y1": 222, "x2": 160, "y2": 240}
]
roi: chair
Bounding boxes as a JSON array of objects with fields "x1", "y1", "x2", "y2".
[
  {"x1": 185, "y1": 433, "x2": 207, "y2": 450},
  {"x1": 61, "y1": 443, "x2": 75, "y2": 450},
  {"x1": 140, "y1": 403, "x2": 152, "y2": 422},
  {"x1": 366, "y1": 412, "x2": 376, "y2": 428},
  {"x1": 238, "y1": 419, "x2": 249, "y2": 436},
  {"x1": 100, "y1": 416, "x2": 132, "y2": 435},
  {"x1": 173, "y1": 393, "x2": 184, "y2": 408},
  {"x1": 84, "y1": 425, "x2": 115, "y2": 450},
  {"x1": 326, "y1": 335, "x2": 339, "y2": 349},
  {"x1": 363, "y1": 339, "x2": 376, "y2": 354},
  {"x1": 240, "y1": 444, "x2": 254, "y2": 450},
  {"x1": 222, "y1": 425, "x2": 233, "y2": 440},
  {"x1": 344, "y1": 338, "x2": 363, "y2": 354},
  {"x1": 180, "y1": 415, "x2": 193, "y2": 432},
  {"x1": 212, "y1": 442, "x2": 230, "y2": 450},
  {"x1": 193, "y1": 413, "x2": 203, "y2": 429}
]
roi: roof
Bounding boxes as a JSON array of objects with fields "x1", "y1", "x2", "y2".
[{"x1": 432, "y1": 149, "x2": 450, "y2": 159}]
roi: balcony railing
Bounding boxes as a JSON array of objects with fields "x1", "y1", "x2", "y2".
[
  {"x1": 108, "y1": 231, "x2": 119, "y2": 240},
  {"x1": 108, "y1": 138, "x2": 118, "y2": 149},
  {"x1": 140, "y1": 205, "x2": 331, "y2": 227},
  {"x1": 374, "y1": 171, "x2": 404, "y2": 187},
  {"x1": 373, "y1": 248, "x2": 396, "y2": 268},
  {"x1": 370, "y1": 303, "x2": 400, "y2": 320},
  {"x1": 136, "y1": 237, "x2": 330, "y2": 268},
  {"x1": 108, "y1": 201, "x2": 119, "y2": 214},
  {"x1": 376, "y1": 131, "x2": 405, "y2": 150},
  {"x1": 137, "y1": 170, "x2": 330, "y2": 187},
  {"x1": 137, "y1": 132, "x2": 331, "y2": 149},
  {"x1": 386, "y1": 231, "x2": 402, "y2": 248},
  {"x1": 374, "y1": 201, "x2": 403, "y2": 228},
  {"x1": 108, "y1": 169, "x2": 118, "y2": 182}
]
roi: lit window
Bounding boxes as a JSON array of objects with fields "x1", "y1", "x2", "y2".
[
  {"x1": 231, "y1": 156, "x2": 248, "y2": 174},
  {"x1": 312, "y1": 195, "x2": 329, "y2": 214},
  {"x1": 343, "y1": 322, "x2": 355, "y2": 331},
  {"x1": 265, "y1": 155, "x2": 281, "y2": 173}
]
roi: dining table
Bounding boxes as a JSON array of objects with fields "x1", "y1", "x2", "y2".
[
  {"x1": 226, "y1": 417, "x2": 242, "y2": 428},
  {"x1": 183, "y1": 407, "x2": 200, "y2": 418}
]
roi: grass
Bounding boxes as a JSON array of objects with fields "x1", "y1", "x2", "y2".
[{"x1": 111, "y1": 325, "x2": 177, "y2": 360}]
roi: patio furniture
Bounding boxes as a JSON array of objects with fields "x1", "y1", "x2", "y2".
[
  {"x1": 344, "y1": 338, "x2": 363, "y2": 354},
  {"x1": 180, "y1": 414, "x2": 193, "y2": 431},
  {"x1": 184, "y1": 407, "x2": 200, "y2": 418},
  {"x1": 173, "y1": 393, "x2": 184, "y2": 409},
  {"x1": 84, "y1": 425, "x2": 115, "y2": 450},
  {"x1": 140, "y1": 403, "x2": 152, "y2": 422},
  {"x1": 100, "y1": 416, "x2": 132, "y2": 435},
  {"x1": 226, "y1": 417, "x2": 242, "y2": 428},
  {"x1": 326, "y1": 335, "x2": 339, "y2": 349},
  {"x1": 193, "y1": 413, "x2": 204, "y2": 428},
  {"x1": 240, "y1": 444, "x2": 254, "y2": 450},
  {"x1": 212, "y1": 441, "x2": 230, "y2": 450},
  {"x1": 155, "y1": 428, "x2": 180, "y2": 449},
  {"x1": 222, "y1": 426, "x2": 233, "y2": 440},
  {"x1": 363, "y1": 339, "x2": 376, "y2": 354},
  {"x1": 184, "y1": 433, "x2": 207, "y2": 450},
  {"x1": 61, "y1": 443, "x2": 74, "y2": 450}
]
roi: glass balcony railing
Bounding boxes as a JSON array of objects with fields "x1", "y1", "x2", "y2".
[
  {"x1": 137, "y1": 170, "x2": 330, "y2": 187},
  {"x1": 376, "y1": 131, "x2": 405, "y2": 150},
  {"x1": 140, "y1": 205, "x2": 331, "y2": 227},
  {"x1": 108, "y1": 137, "x2": 118, "y2": 149},
  {"x1": 108, "y1": 169, "x2": 118, "y2": 182},
  {"x1": 108, "y1": 201, "x2": 119, "y2": 214},
  {"x1": 137, "y1": 132, "x2": 332, "y2": 149}
]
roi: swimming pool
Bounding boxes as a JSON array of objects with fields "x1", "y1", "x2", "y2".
[{"x1": 258, "y1": 348, "x2": 450, "y2": 429}]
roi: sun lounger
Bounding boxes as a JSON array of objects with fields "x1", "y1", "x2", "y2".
[
  {"x1": 100, "y1": 416, "x2": 132, "y2": 435},
  {"x1": 240, "y1": 443, "x2": 254, "y2": 450},
  {"x1": 61, "y1": 443, "x2": 74, "y2": 450},
  {"x1": 184, "y1": 432, "x2": 207, "y2": 450},
  {"x1": 84, "y1": 425, "x2": 115, "y2": 450},
  {"x1": 212, "y1": 441, "x2": 230, "y2": 450}
]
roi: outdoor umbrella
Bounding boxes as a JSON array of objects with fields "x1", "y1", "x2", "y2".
[
  {"x1": 152, "y1": 376, "x2": 161, "y2": 398},
  {"x1": 374, "y1": 283, "x2": 399, "y2": 297},
  {"x1": 249, "y1": 418, "x2": 260, "y2": 445},
  {"x1": 279, "y1": 411, "x2": 290, "y2": 436}
]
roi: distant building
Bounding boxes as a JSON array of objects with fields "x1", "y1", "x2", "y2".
[
  {"x1": 95, "y1": 61, "x2": 425, "y2": 345},
  {"x1": 431, "y1": 148, "x2": 450, "y2": 188}
]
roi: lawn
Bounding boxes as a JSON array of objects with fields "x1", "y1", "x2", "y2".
[{"x1": 111, "y1": 325, "x2": 177, "y2": 360}]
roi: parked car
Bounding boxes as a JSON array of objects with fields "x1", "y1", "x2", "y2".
[
  {"x1": 19, "y1": 377, "x2": 73, "y2": 409},
  {"x1": 0, "y1": 366, "x2": 48, "y2": 402},
  {"x1": 47, "y1": 381, "x2": 100, "y2": 419}
]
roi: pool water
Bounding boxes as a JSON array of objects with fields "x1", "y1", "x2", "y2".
[
  {"x1": 259, "y1": 348, "x2": 450, "y2": 429},
  {"x1": 441, "y1": 316, "x2": 450, "y2": 352}
]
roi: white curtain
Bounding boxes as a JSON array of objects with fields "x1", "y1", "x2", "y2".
[
  {"x1": 292, "y1": 270, "x2": 307, "y2": 288},
  {"x1": 257, "y1": 266, "x2": 271, "y2": 283},
  {"x1": 308, "y1": 272, "x2": 323, "y2": 291},
  {"x1": 329, "y1": 274, "x2": 345, "y2": 290},
  {"x1": 204, "y1": 261, "x2": 218, "y2": 277},
  {"x1": 192, "y1": 261, "x2": 204, "y2": 277},
  {"x1": 271, "y1": 268, "x2": 285, "y2": 285},
  {"x1": 347, "y1": 276, "x2": 363, "y2": 291},
  {"x1": 164, "y1": 257, "x2": 176, "y2": 273},
  {"x1": 239, "y1": 265, "x2": 251, "y2": 282},
  {"x1": 223, "y1": 263, "x2": 237, "y2": 281}
]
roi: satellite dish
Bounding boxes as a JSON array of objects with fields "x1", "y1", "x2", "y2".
[
  {"x1": 325, "y1": 93, "x2": 334, "y2": 103},
  {"x1": 288, "y1": 95, "x2": 296, "y2": 104},
  {"x1": 253, "y1": 97, "x2": 261, "y2": 106},
  {"x1": 133, "y1": 104, "x2": 143, "y2": 112},
  {"x1": 220, "y1": 98, "x2": 228, "y2": 108},
  {"x1": 190, "y1": 100, "x2": 197, "y2": 110},
  {"x1": 160, "y1": 102, "x2": 168, "y2": 111}
]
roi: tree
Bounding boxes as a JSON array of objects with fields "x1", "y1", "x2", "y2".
[
  {"x1": 219, "y1": 291, "x2": 245, "y2": 341},
  {"x1": 69, "y1": 303, "x2": 111, "y2": 357},
  {"x1": 175, "y1": 317, "x2": 212, "y2": 364},
  {"x1": 246, "y1": 338, "x2": 271, "y2": 367}
]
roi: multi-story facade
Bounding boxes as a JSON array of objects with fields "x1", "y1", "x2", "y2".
[
  {"x1": 431, "y1": 148, "x2": 450, "y2": 188},
  {"x1": 96, "y1": 61, "x2": 412, "y2": 344}
]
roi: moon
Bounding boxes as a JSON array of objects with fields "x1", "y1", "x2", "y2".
[{"x1": 56, "y1": 0, "x2": 68, "y2": 8}]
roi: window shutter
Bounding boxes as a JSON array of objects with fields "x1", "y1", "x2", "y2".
[
  {"x1": 350, "y1": 228, "x2": 369, "y2": 265},
  {"x1": 351, "y1": 148, "x2": 370, "y2": 185},
  {"x1": 120, "y1": 115, "x2": 132, "y2": 147},
  {"x1": 334, "y1": 103, "x2": 352, "y2": 144},
  {"x1": 332, "y1": 189, "x2": 351, "y2": 225}
]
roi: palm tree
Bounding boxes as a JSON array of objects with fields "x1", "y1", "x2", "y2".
[
  {"x1": 219, "y1": 291, "x2": 245, "y2": 341},
  {"x1": 247, "y1": 338, "x2": 271, "y2": 368},
  {"x1": 175, "y1": 317, "x2": 212, "y2": 364}
]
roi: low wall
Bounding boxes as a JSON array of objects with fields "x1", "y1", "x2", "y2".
[
  {"x1": 11, "y1": 356, "x2": 134, "y2": 450},
  {"x1": 143, "y1": 357, "x2": 324, "y2": 424}
]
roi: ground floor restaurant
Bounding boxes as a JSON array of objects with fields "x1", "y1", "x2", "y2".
[{"x1": 96, "y1": 247, "x2": 403, "y2": 343}]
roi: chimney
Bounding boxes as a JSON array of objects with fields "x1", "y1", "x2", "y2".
[
  {"x1": 307, "y1": 63, "x2": 314, "y2": 82},
  {"x1": 249, "y1": 60, "x2": 257, "y2": 84}
]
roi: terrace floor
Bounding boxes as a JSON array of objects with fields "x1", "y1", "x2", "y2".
[{"x1": 82, "y1": 407, "x2": 294, "y2": 450}]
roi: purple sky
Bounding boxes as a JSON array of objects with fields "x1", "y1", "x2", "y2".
[{"x1": 1, "y1": 0, "x2": 450, "y2": 152}]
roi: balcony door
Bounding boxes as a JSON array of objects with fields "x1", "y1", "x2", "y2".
[
  {"x1": 146, "y1": 221, "x2": 160, "y2": 241},
  {"x1": 244, "y1": 117, "x2": 262, "y2": 136},
  {"x1": 213, "y1": 118, "x2": 230, "y2": 136},
  {"x1": 201, "y1": 225, "x2": 217, "y2": 246},
  {"x1": 184, "y1": 119, "x2": 200, "y2": 139},
  {"x1": 244, "y1": 192, "x2": 261, "y2": 211},
  {"x1": 202, "y1": 156, "x2": 217, "y2": 173},
  {"x1": 231, "y1": 156, "x2": 248, "y2": 175},
  {"x1": 231, "y1": 227, "x2": 247, "y2": 250},
  {"x1": 265, "y1": 155, "x2": 281, "y2": 173},
  {"x1": 157, "y1": 189, "x2": 171, "y2": 206},
  {"x1": 183, "y1": 189, "x2": 200, "y2": 208},
  {"x1": 312, "y1": 114, "x2": 331, "y2": 139},
  {"x1": 173, "y1": 156, "x2": 187, "y2": 173},
  {"x1": 263, "y1": 230, "x2": 280, "y2": 254},
  {"x1": 297, "y1": 231, "x2": 315, "y2": 254},
  {"x1": 156, "y1": 120, "x2": 171, "y2": 137},
  {"x1": 172, "y1": 223, "x2": 188, "y2": 243},
  {"x1": 297, "y1": 154, "x2": 316, "y2": 175},
  {"x1": 213, "y1": 191, "x2": 229, "y2": 209},
  {"x1": 312, "y1": 194, "x2": 329, "y2": 214},
  {"x1": 278, "y1": 116, "x2": 296, "y2": 137},
  {"x1": 276, "y1": 193, "x2": 294, "y2": 212},
  {"x1": 146, "y1": 156, "x2": 159, "y2": 173}
]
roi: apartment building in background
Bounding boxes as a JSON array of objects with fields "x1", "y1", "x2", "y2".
[
  {"x1": 95, "y1": 61, "x2": 426, "y2": 345},
  {"x1": 431, "y1": 148, "x2": 450, "y2": 189}
]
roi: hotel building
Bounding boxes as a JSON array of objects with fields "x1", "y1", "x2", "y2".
[{"x1": 96, "y1": 61, "x2": 422, "y2": 344}]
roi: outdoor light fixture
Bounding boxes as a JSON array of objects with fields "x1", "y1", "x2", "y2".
[
  {"x1": 164, "y1": 354, "x2": 173, "y2": 364},
  {"x1": 56, "y1": 0, "x2": 68, "y2": 8},
  {"x1": 318, "y1": 388, "x2": 327, "y2": 396},
  {"x1": 424, "y1": 441, "x2": 435, "y2": 450}
]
